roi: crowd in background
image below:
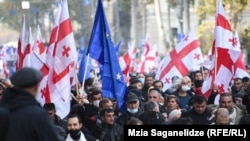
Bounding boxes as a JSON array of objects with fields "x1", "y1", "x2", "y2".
[{"x1": 0, "y1": 66, "x2": 250, "y2": 141}]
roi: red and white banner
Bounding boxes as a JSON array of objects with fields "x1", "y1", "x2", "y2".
[
  {"x1": 156, "y1": 29, "x2": 203, "y2": 92},
  {"x1": 16, "y1": 15, "x2": 27, "y2": 70},
  {"x1": 231, "y1": 31, "x2": 249, "y2": 79},
  {"x1": 201, "y1": 0, "x2": 242, "y2": 98},
  {"x1": 32, "y1": 25, "x2": 50, "y2": 105}
]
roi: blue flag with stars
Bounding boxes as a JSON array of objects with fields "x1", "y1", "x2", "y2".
[{"x1": 87, "y1": 0, "x2": 128, "y2": 113}]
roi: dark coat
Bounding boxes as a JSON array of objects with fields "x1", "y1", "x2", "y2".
[
  {"x1": 91, "y1": 122, "x2": 124, "y2": 141},
  {"x1": 1, "y1": 87, "x2": 63, "y2": 141},
  {"x1": 181, "y1": 107, "x2": 212, "y2": 125},
  {"x1": 116, "y1": 108, "x2": 143, "y2": 126},
  {"x1": 70, "y1": 103, "x2": 99, "y2": 131},
  {"x1": 0, "y1": 106, "x2": 10, "y2": 141}
]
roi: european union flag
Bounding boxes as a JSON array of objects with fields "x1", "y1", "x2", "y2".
[
  {"x1": 78, "y1": 49, "x2": 92, "y2": 84},
  {"x1": 87, "y1": 0, "x2": 128, "y2": 113}
]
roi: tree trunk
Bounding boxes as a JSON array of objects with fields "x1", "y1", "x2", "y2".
[
  {"x1": 154, "y1": 0, "x2": 167, "y2": 52},
  {"x1": 130, "y1": 0, "x2": 137, "y2": 40},
  {"x1": 183, "y1": 0, "x2": 190, "y2": 34}
]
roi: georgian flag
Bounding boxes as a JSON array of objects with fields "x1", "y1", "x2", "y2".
[{"x1": 155, "y1": 29, "x2": 203, "y2": 92}]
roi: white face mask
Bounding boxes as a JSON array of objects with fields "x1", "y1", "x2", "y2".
[
  {"x1": 181, "y1": 85, "x2": 190, "y2": 92},
  {"x1": 127, "y1": 108, "x2": 138, "y2": 114},
  {"x1": 93, "y1": 100, "x2": 100, "y2": 108},
  {"x1": 138, "y1": 78, "x2": 145, "y2": 84}
]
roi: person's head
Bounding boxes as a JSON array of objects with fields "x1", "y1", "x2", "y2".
[
  {"x1": 171, "y1": 76, "x2": 181, "y2": 89},
  {"x1": 148, "y1": 87, "x2": 161, "y2": 103},
  {"x1": 192, "y1": 95, "x2": 207, "y2": 114},
  {"x1": 43, "y1": 103, "x2": 56, "y2": 121},
  {"x1": 100, "y1": 108, "x2": 115, "y2": 125},
  {"x1": 234, "y1": 94, "x2": 243, "y2": 105},
  {"x1": 165, "y1": 95, "x2": 180, "y2": 110},
  {"x1": 89, "y1": 89, "x2": 102, "y2": 108},
  {"x1": 66, "y1": 114, "x2": 82, "y2": 140},
  {"x1": 153, "y1": 80, "x2": 163, "y2": 92},
  {"x1": 233, "y1": 78, "x2": 243, "y2": 91},
  {"x1": 214, "y1": 108, "x2": 230, "y2": 125},
  {"x1": 99, "y1": 98, "x2": 113, "y2": 111},
  {"x1": 127, "y1": 117, "x2": 143, "y2": 125},
  {"x1": 168, "y1": 109, "x2": 182, "y2": 123},
  {"x1": 129, "y1": 79, "x2": 143, "y2": 90},
  {"x1": 244, "y1": 80, "x2": 250, "y2": 95},
  {"x1": 130, "y1": 89, "x2": 143, "y2": 101},
  {"x1": 143, "y1": 101, "x2": 159, "y2": 112},
  {"x1": 194, "y1": 70, "x2": 203, "y2": 81},
  {"x1": 201, "y1": 67, "x2": 209, "y2": 79},
  {"x1": 10, "y1": 67, "x2": 43, "y2": 97},
  {"x1": 136, "y1": 73, "x2": 145, "y2": 84},
  {"x1": 84, "y1": 77, "x2": 95, "y2": 91},
  {"x1": 179, "y1": 76, "x2": 191, "y2": 92},
  {"x1": 144, "y1": 75, "x2": 154, "y2": 87},
  {"x1": 92, "y1": 81, "x2": 102, "y2": 91},
  {"x1": 219, "y1": 93, "x2": 233, "y2": 112},
  {"x1": 126, "y1": 92, "x2": 140, "y2": 114}
]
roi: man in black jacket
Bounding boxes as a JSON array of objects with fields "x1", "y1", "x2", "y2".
[
  {"x1": 1, "y1": 67, "x2": 63, "y2": 141},
  {"x1": 181, "y1": 95, "x2": 212, "y2": 124},
  {"x1": 91, "y1": 108, "x2": 123, "y2": 141}
]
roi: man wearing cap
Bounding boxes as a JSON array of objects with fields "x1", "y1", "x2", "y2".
[
  {"x1": 117, "y1": 92, "x2": 143, "y2": 126},
  {"x1": 1, "y1": 67, "x2": 63, "y2": 141}
]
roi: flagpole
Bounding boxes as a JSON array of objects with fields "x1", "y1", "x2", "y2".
[
  {"x1": 73, "y1": 63, "x2": 80, "y2": 96},
  {"x1": 81, "y1": 53, "x2": 90, "y2": 92},
  {"x1": 201, "y1": 62, "x2": 204, "y2": 79}
]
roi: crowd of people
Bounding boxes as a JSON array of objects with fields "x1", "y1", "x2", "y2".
[{"x1": 0, "y1": 66, "x2": 250, "y2": 141}]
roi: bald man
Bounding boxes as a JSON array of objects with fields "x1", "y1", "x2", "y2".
[{"x1": 214, "y1": 108, "x2": 230, "y2": 125}]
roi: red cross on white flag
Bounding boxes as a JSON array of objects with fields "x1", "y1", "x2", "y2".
[
  {"x1": 231, "y1": 31, "x2": 249, "y2": 79},
  {"x1": 32, "y1": 25, "x2": 50, "y2": 105},
  {"x1": 51, "y1": 0, "x2": 77, "y2": 118},
  {"x1": 155, "y1": 29, "x2": 203, "y2": 92},
  {"x1": 201, "y1": 0, "x2": 240, "y2": 98}
]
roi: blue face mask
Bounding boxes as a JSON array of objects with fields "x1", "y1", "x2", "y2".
[
  {"x1": 127, "y1": 108, "x2": 138, "y2": 114},
  {"x1": 138, "y1": 78, "x2": 145, "y2": 84}
]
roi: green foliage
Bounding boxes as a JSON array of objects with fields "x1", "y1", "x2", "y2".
[
  {"x1": 0, "y1": 0, "x2": 54, "y2": 30},
  {"x1": 197, "y1": 21, "x2": 214, "y2": 54},
  {"x1": 196, "y1": 0, "x2": 250, "y2": 52},
  {"x1": 239, "y1": 26, "x2": 250, "y2": 52}
]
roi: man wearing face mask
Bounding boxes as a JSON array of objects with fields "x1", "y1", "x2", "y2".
[
  {"x1": 172, "y1": 76, "x2": 194, "y2": 111},
  {"x1": 66, "y1": 114, "x2": 95, "y2": 141},
  {"x1": 117, "y1": 92, "x2": 143, "y2": 126},
  {"x1": 165, "y1": 76, "x2": 181, "y2": 96}
]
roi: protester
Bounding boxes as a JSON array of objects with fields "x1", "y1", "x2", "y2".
[
  {"x1": 66, "y1": 114, "x2": 96, "y2": 141},
  {"x1": 91, "y1": 108, "x2": 124, "y2": 141},
  {"x1": 43, "y1": 103, "x2": 67, "y2": 129},
  {"x1": 211, "y1": 108, "x2": 230, "y2": 125},
  {"x1": 181, "y1": 95, "x2": 212, "y2": 124},
  {"x1": 1, "y1": 67, "x2": 63, "y2": 141}
]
